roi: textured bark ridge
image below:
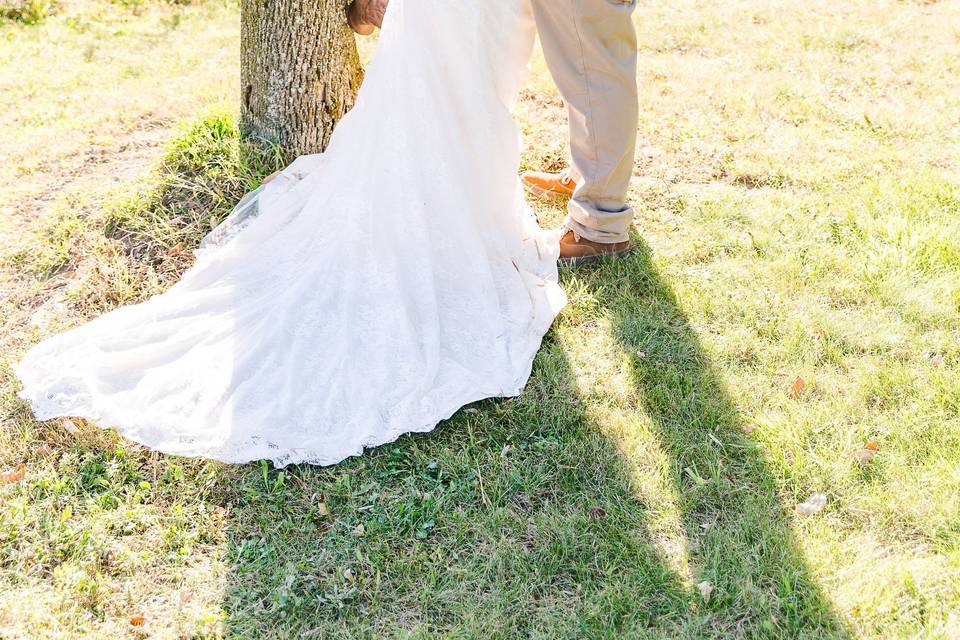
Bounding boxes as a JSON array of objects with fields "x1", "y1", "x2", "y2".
[{"x1": 240, "y1": 0, "x2": 364, "y2": 161}]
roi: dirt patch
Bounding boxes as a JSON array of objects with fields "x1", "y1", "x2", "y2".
[
  {"x1": 0, "y1": 117, "x2": 175, "y2": 351},
  {"x1": 2, "y1": 118, "x2": 172, "y2": 241}
]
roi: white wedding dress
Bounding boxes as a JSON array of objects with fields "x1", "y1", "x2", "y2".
[{"x1": 16, "y1": 0, "x2": 567, "y2": 467}]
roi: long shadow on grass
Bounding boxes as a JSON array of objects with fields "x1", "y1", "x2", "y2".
[
  {"x1": 221, "y1": 337, "x2": 691, "y2": 637},
  {"x1": 545, "y1": 233, "x2": 850, "y2": 638},
  {"x1": 219, "y1": 233, "x2": 849, "y2": 638}
]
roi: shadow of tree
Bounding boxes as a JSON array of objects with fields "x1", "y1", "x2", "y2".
[{"x1": 217, "y1": 233, "x2": 849, "y2": 638}]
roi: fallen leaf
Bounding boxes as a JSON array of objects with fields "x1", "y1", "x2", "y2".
[
  {"x1": 37, "y1": 444, "x2": 52, "y2": 456},
  {"x1": 352, "y1": 524, "x2": 365, "y2": 537},
  {"x1": 129, "y1": 615, "x2": 145, "y2": 626},
  {"x1": 343, "y1": 568, "x2": 354, "y2": 581},
  {"x1": 636, "y1": 350, "x2": 646, "y2": 359},
  {"x1": 788, "y1": 376, "x2": 806, "y2": 399},
  {"x1": 854, "y1": 440, "x2": 880, "y2": 463},
  {"x1": 167, "y1": 243, "x2": 184, "y2": 257},
  {"x1": 61, "y1": 418, "x2": 79, "y2": 434},
  {"x1": 698, "y1": 581, "x2": 714, "y2": 602},
  {"x1": 589, "y1": 507, "x2": 607, "y2": 519},
  {"x1": 0, "y1": 464, "x2": 25, "y2": 484},
  {"x1": 317, "y1": 501, "x2": 329, "y2": 517},
  {"x1": 796, "y1": 492, "x2": 827, "y2": 516},
  {"x1": 179, "y1": 591, "x2": 193, "y2": 605},
  {"x1": 213, "y1": 506, "x2": 228, "y2": 517},
  {"x1": 500, "y1": 445, "x2": 512, "y2": 458}
]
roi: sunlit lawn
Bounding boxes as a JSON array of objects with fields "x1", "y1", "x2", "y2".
[{"x1": 1, "y1": 0, "x2": 958, "y2": 637}]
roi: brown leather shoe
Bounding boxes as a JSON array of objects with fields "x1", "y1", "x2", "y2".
[
  {"x1": 522, "y1": 170, "x2": 577, "y2": 200},
  {"x1": 559, "y1": 229, "x2": 630, "y2": 265},
  {"x1": 348, "y1": 0, "x2": 387, "y2": 36}
]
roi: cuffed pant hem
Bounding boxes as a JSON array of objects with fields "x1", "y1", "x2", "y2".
[{"x1": 566, "y1": 204, "x2": 633, "y2": 244}]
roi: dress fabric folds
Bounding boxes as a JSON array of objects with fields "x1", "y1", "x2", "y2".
[{"x1": 15, "y1": 0, "x2": 567, "y2": 467}]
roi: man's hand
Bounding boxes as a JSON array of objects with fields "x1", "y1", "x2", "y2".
[{"x1": 348, "y1": 0, "x2": 388, "y2": 36}]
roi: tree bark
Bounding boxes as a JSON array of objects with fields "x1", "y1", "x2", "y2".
[{"x1": 240, "y1": 0, "x2": 364, "y2": 162}]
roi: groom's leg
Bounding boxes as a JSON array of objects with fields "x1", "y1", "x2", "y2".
[{"x1": 530, "y1": 0, "x2": 639, "y2": 244}]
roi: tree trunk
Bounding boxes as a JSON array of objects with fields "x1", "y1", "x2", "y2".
[{"x1": 240, "y1": 0, "x2": 364, "y2": 162}]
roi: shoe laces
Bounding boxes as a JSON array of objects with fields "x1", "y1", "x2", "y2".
[{"x1": 559, "y1": 169, "x2": 573, "y2": 186}]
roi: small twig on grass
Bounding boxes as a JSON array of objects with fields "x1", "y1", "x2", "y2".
[{"x1": 476, "y1": 464, "x2": 490, "y2": 508}]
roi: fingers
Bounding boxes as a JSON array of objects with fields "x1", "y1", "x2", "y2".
[
  {"x1": 366, "y1": 0, "x2": 387, "y2": 28},
  {"x1": 350, "y1": 0, "x2": 387, "y2": 31},
  {"x1": 348, "y1": 1, "x2": 376, "y2": 36}
]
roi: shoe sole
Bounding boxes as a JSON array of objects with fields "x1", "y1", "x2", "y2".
[
  {"x1": 523, "y1": 181, "x2": 575, "y2": 202},
  {"x1": 559, "y1": 248, "x2": 632, "y2": 267}
]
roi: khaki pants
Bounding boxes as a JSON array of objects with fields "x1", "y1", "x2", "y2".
[{"x1": 530, "y1": 0, "x2": 639, "y2": 244}]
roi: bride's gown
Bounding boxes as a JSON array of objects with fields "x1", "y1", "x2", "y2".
[{"x1": 15, "y1": 0, "x2": 567, "y2": 467}]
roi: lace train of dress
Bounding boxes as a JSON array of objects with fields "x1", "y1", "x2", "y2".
[{"x1": 15, "y1": 0, "x2": 567, "y2": 467}]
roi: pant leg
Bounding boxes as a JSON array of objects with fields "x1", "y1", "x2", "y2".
[{"x1": 530, "y1": 0, "x2": 639, "y2": 244}]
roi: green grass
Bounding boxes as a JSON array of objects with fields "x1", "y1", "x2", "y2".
[
  {"x1": 2, "y1": 0, "x2": 960, "y2": 637},
  {"x1": 0, "y1": 0, "x2": 52, "y2": 24}
]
